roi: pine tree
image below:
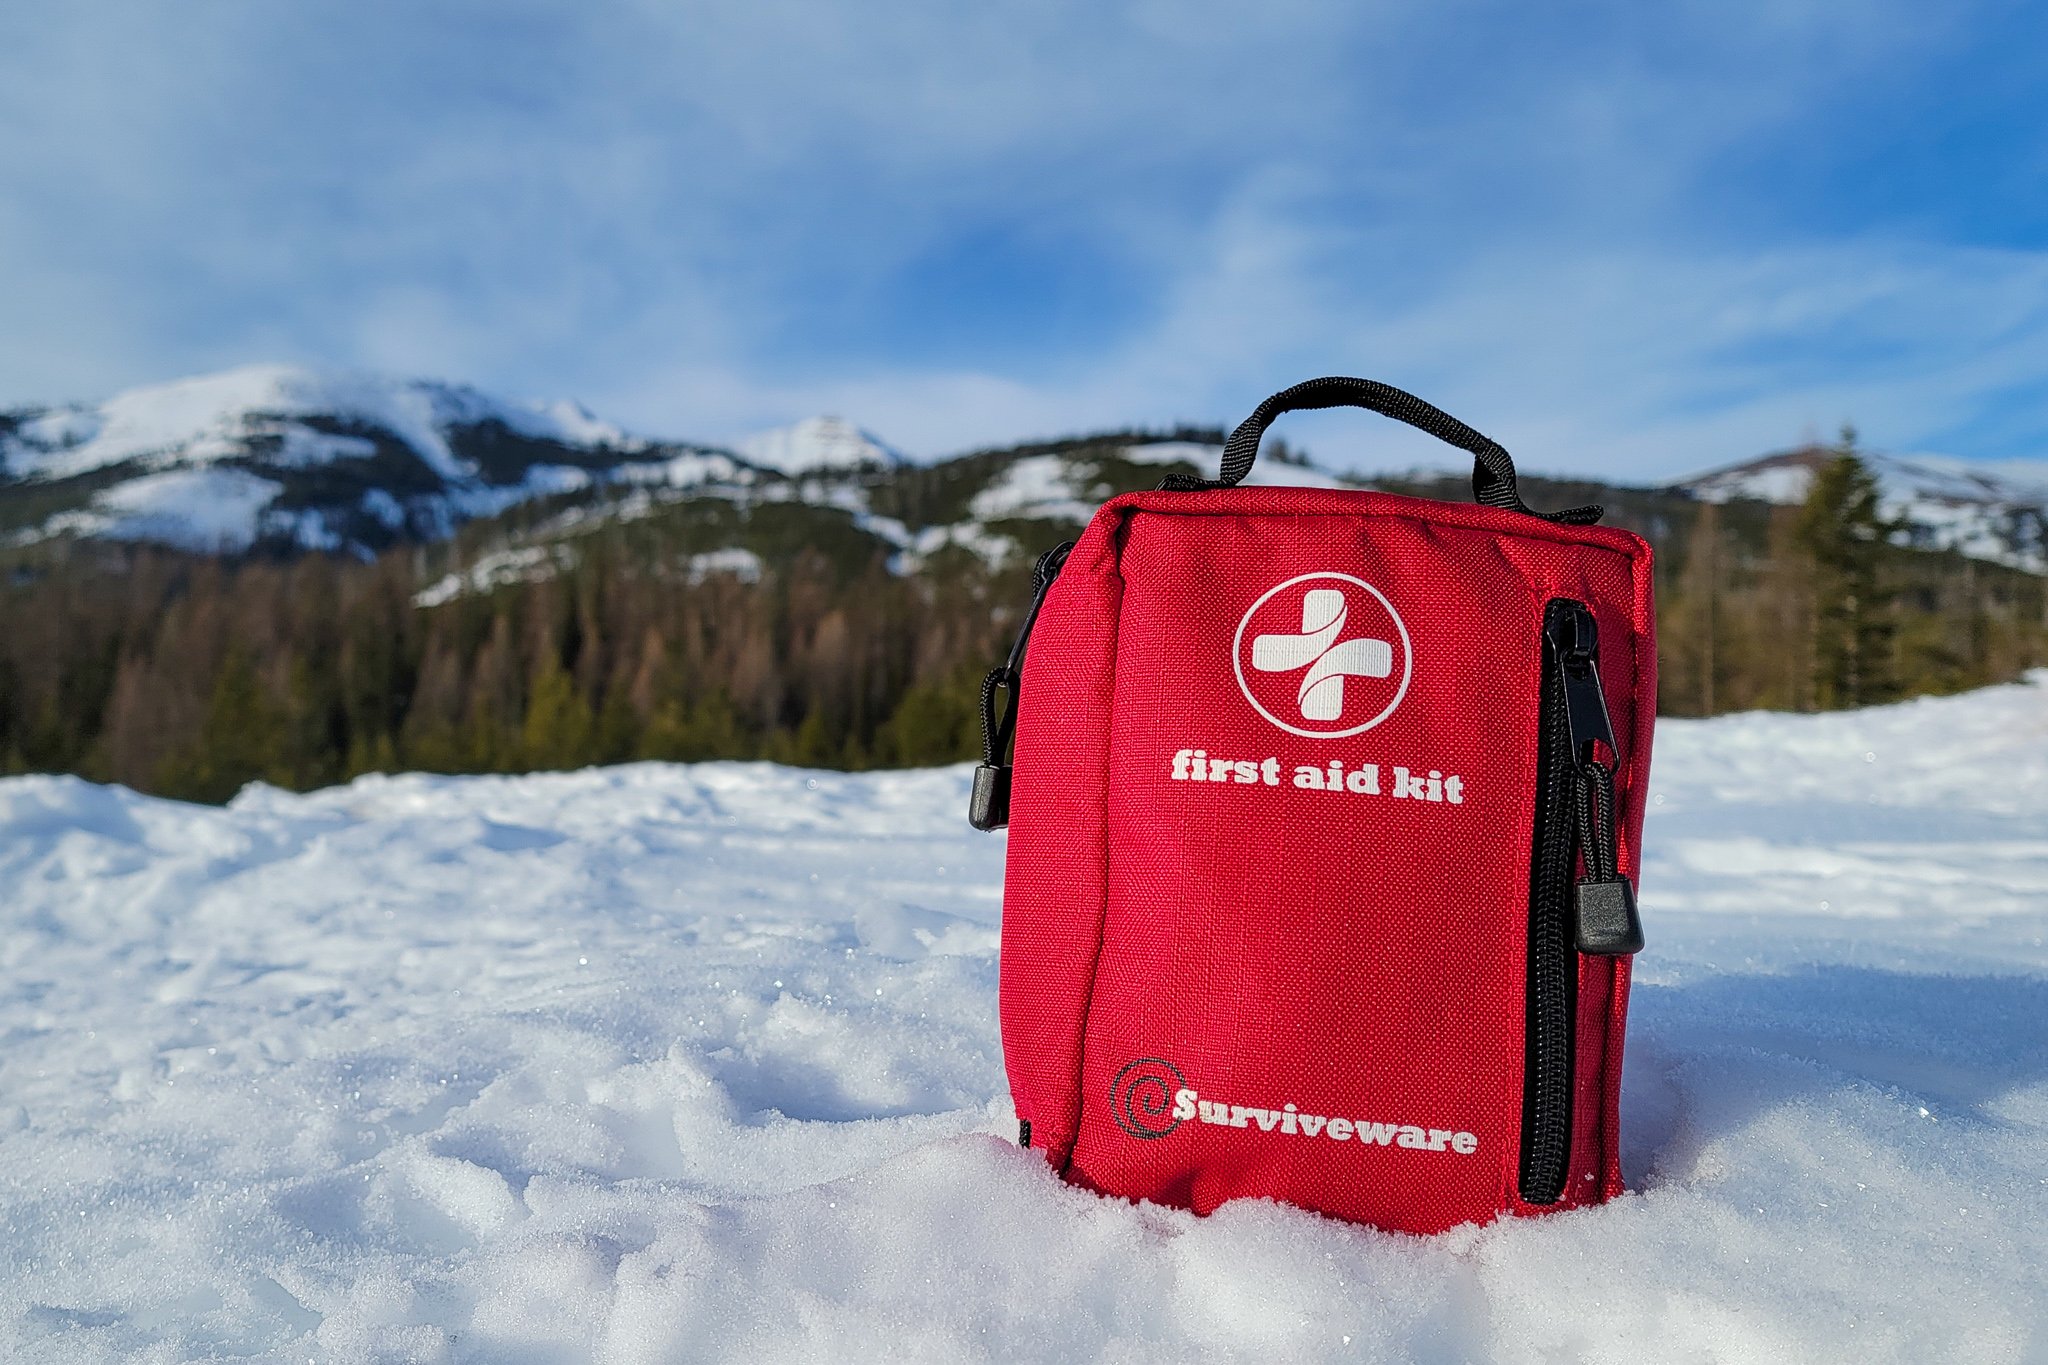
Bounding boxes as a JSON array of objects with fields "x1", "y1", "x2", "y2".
[
  {"x1": 160, "y1": 649, "x2": 288, "y2": 802},
  {"x1": 1798, "y1": 428, "x2": 1897, "y2": 710},
  {"x1": 520, "y1": 660, "x2": 596, "y2": 771},
  {"x1": 873, "y1": 663, "x2": 984, "y2": 765}
]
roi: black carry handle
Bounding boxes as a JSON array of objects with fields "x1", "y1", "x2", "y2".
[{"x1": 1161, "y1": 376, "x2": 1602, "y2": 525}]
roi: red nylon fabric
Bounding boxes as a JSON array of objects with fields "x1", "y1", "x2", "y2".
[{"x1": 999, "y1": 487, "x2": 1655, "y2": 1235}]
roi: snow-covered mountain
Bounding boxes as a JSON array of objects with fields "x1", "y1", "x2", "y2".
[
  {"x1": 0, "y1": 367, "x2": 1267, "y2": 577},
  {"x1": 0, "y1": 364, "x2": 635, "y2": 483},
  {"x1": 0, "y1": 365, "x2": 755, "y2": 557},
  {"x1": 736, "y1": 415, "x2": 905, "y2": 473},
  {"x1": 0, "y1": 368, "x2": 1137, "y2": 563},
  {"x1": 14, "y1": 366, "x2": 2046, "y2": 584},
  {"x1": 1678, "y1": 445, "x2": 2048, "y2": 572}
]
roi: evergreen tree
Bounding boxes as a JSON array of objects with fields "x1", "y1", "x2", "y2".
[
  {"x1": 1797, "y1": 429, "x2": 1897, "y2": 709},
  {"x1": 520, "y1": 660, "x2": 596, "y2": 771},
  {"x1": 872, "y1": 664, "x2": 984, "y2": 765},
  {"x1": 160, "y1": 650, "x2": 288, "y2": 802}
]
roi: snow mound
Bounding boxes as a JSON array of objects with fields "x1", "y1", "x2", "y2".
[
  {"x1": 737, "y1": 415, "x2": 905, "y2": 473},
  {"x1": 4, "y1": 680, "x2": 2048, "y2": 1361}
]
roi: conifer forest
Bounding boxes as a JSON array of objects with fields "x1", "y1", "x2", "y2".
[{"x1": 3, "y1": 436, "x2": 2043, "y2": 804}]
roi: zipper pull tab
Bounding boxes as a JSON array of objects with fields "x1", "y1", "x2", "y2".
[
  {"x1": 969, "y1": 541, "x2": 1075, "y2": 832},
  {"x1": 1571, "y1": 754, "x2": 1644, "y2": 955},
  {"x1": 1575, "y1": 874, "x2": 1644, "y2": 955},
  {"x1": 1544, "y1": 603, "x2": 1617, "y2": 771},
  {"x1": 967, "y1": 756, "x2": 1012, "y2": 833},
  {"x1": 1546, "y1": 603, "x2": 1645, "y2": 955}
]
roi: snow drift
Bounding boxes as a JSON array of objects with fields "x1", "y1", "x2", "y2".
[{"x1": 3, "y1": 679, "x2": 2047, "y2": 1362}]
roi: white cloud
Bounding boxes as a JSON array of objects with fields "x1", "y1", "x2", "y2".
[{"x1": 0, "y1": 0, "x2": 2042, "y2": 482}]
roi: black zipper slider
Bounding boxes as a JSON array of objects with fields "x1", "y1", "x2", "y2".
[
  {"x1": 969, "y1": 541, "x2": 1075, "y2": 832},
  {"x1": 1545, "y1": 604, "x2": 1617, "y2": 771},
  {"x1": 1544, "y1": 603, "x2": 1644, "y2": 956}
]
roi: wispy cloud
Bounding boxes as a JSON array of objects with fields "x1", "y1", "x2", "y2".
[{"x1": 0, "y1": 0, "x2": 2042, "y2": 478}]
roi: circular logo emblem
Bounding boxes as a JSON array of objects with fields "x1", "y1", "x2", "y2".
[
  {"x1": 1109, "y1": 1057, "x2": 1187, "y2": 1140},
  {"x1": 1233, "y1": 572, "x2": 1412, "y2": 738}
]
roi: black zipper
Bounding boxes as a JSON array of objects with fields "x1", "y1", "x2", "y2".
[{"x1": 1520, "y1": 599, "x2": 1645, "y2": 1205}]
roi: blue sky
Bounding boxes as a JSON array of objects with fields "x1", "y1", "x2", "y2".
[{"x1": 1, "y1": 0, "x2": 2044, "y2": 478}]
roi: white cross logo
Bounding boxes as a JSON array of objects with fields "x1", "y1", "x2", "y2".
[{"x1": 1250, "y1": 588, "x2": 1393, "y2": 721}]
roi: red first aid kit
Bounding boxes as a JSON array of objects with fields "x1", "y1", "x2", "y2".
[{"x1": 970, "y1": 378, "x2": 1656, "y2": 1235}]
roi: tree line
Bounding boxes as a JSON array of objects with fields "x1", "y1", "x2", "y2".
[
  {"x1": 1, "y1": 444, "x2": 2043, "y2": 802},
  {"x1": 1655, "y1": 434, "x2": 2047, "y2": 715}
]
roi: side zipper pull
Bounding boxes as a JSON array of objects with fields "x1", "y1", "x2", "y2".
[
  {"x1": 1545, "y1": 604, "x2": 1646, "y2": 956},
  {"x1": 967, "y1": 752, "x2": 1012, "y2": 833},
  {"x1": 968, "y1": 541, "x2": 1074, "y2": 832},
  {"x1": 1572, "y1": 760, "x2": 1645, "y2": 955}
]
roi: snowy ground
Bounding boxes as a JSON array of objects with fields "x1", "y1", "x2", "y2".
[{"x1": 4, "y1": 679, "x2": 2048, "y2": 1363}]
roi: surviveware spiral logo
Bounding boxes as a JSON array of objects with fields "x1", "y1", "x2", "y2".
[
  {"x1": 1233, "y1": 572, "x2": 1412, "y2": 737},
  {"x1": 1109, "y1": 1057, "x2": 1188, "y2": 1139}
]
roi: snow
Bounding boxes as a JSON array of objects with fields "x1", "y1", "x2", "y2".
[
  {"x1": 1687, "y1": 450, "x2": 2048, "y2": 513},
  {"x1": 967, "y1": 453, "x2": 1098, "y2": 524},
  {"x1": 5, "y1": 672, "x2": 2048, "y2": 1360},
  {"x1": 273, "y1": 427, "x2": 380, "y2": 469},
  {"x1": 360, "y1": 488, "x2": 406, "y2": 530},
  {"x1": 1690, "y1": 461, "x2": 1817, "y2": 506},
  {"x1": 262, "y1": 507, "x2": 348, "y2": 556},
  {"x1": 1117, "y1": 439, "x2": 1226, "y2": 469},
  {"x1": 912, "y1": 444, "x2": 1351, "y2": 574},
  {"x1": 685, "y1": 547, "x2": 765, "y2": 583},
  {"x1": 414, "y1": 545, "x2": 576, "y2": 607},
  {"x1": 1119, "y1": 441, "x2": 1358, "y2": 490},
  {"x1": 1685, "y1": 449, "x2": 2048, "y2": 573},
  {"x1": 736, "y1": 416, "x2": 904, "y2": 473},
  {"x1": 0, "y1": 365, "x2": 642, "y2": 484},
  {"x1": 39, "y1": 466, "x2": 285, "y2": 553},
  {"x1": 607, "y1": 451, "x2": 749, "y2": 489}
]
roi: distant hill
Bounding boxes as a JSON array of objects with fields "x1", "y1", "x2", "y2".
[
  {"x1": 0, "y1": 365, "x2": 742, "y2": 557},
  {"x1": 7, "y1": 365, "x2": 2046, "y2": 584},
  {"x1": 1678, "y1": 444, "x2": 2048, "y2": 573},
  {"x1": 0, "y1": 367, "x2": 1333, "y2": 571},
  {"x1": 736, "y1": 416, "x2": 905, "y2": 473}
]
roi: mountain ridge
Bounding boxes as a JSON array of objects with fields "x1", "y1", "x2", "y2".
[
  {"x1": 1677, "y1": 444, "x2": 2048, "y2": 572},
  {"x1": 5, "y1": 365, "x2": 2046, "y2": 574}
]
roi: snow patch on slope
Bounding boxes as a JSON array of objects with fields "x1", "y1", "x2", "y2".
[
  {"x1": 685, "y1": 546, "x2": 765, "y2": 583},
  {"x1": 5, "y1": 679, "x2": 2048, "y2": 1360},
  {"x1": 40, "y1": 466, "x2": 285, "y2": 552},
  {"x1": 1684, "y1": 448, "x2": 2048, "y2": 572},
  {"x1": 414, "y1": 544, "x2": 577, "y2": 607},
  {"x1": 967, "y1": 453, "x2": 1096, "y2": 523},
  {"x1": 1117, "y1": 440, "x2": 1356, "y2": 490},
  {"x1": 737, "y1": 416, "x2": 904, "y2": 473}
]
